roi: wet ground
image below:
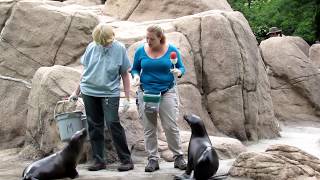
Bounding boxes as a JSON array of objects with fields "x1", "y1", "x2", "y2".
[{"x1": 246, "y1": 121, "x2": 320, "y2": 158}]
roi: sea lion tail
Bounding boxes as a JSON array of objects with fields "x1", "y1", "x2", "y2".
[
  {"x1": 21, "y1": 167, "x2": 28, "y2": 180},
  {"x1": 209, "y1": 173, "x2": 229, "y2": 180},
  {"x1": 22, "y1": 175, "x2": 30, "y2": 180},
  {"x1": 22, "y1": 175, "x2": 39, "y2": 180}
]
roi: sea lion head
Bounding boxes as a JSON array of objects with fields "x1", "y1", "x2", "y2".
[
  {"x1": 70, "y1": 128, "x2": 87, "y2": 142},
  {"x1": 184, "y1": 114, "x2": 207, "y2": 136},
  {"x1": 66, "y1": 128, "x2": 87, "y2": 161}
]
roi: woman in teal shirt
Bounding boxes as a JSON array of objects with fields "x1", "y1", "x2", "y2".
[{"x1": 131, "y1": 24, "x2": 186, "y2": 172}]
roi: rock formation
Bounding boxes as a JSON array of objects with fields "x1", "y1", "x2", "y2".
[
  {"x1": 230, "y1": 144, "x2": 320, "y2": 180},
  {"x1": 260, "y1": 37, "x2": 320, "y2": 122}
]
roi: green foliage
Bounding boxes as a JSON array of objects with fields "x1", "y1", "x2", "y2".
[{"x1": 227, "y1": 0, "x2": 319, "y2": 44}]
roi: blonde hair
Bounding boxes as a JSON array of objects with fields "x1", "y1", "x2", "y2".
[
  {"x1": 147, "y1": 24, "x2": 166, "y2": 44},
  {"x1": 92, "y1": 23, "x2": 115, "y2": 46}
]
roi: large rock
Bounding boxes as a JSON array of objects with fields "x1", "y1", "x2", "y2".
[
  {"x1": 62, "y1": 0, "x2": 102, "y2": 6},
  {"x1": 0, "y1": 0, "x2": 98, "y2": 80},
  {"x1": 104, "y1": 0, "x2": 232, "y2": 21},
  {"x1": 309, "y1": 44, "x2": 320, "y2": 67},
  {"x1": 229, "y1": 144, "x2": 320, "y2": 180},
  {"x1": 0, "y1": 0, "x2": 15, "y2": 31},
  {"x1": 201, "y1": 11, "x2": 279, "y2": 140},
  {"x1": 24, "y1": 65, "x2": 81, "y2": 156},
  {"x1": 0, "y1": 0, "x2": 98, "y2": 151},
  {"x1": 260, "y1": 37, "x2": 320, "y2": 122},
  {"x1": 0, "y1": 76, "x2": 30, "y2": 150}
]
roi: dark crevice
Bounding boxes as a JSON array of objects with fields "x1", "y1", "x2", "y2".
[
  {"x1": 207, "y1": 84, "x2": 240, "y2": 95},
  {"x1": 271, "y1": 72, "x2": 320, "y2": 90},
  {"x1": 177, "y1": 82, "x2": 198, "y2": 89},
  {"x1": 0, "y1": 36, "x2": 43, "y2": 66},
  {"x1": 52, "y1": 12, "x2": 75, "y2": 66},
  {"x1": 271, "y1": 85, "x2": 292, "y2": 90},
  {"x1": 177, "y1": 81, "x2": 198, "y2": 88},
  {"x1": 175, "y1": 18, "x2": 202, "y2": 91},
  {"x1": 0, "y1": 64, "x2": 30, "y2": 80},
  {"x1": 198, "y1": 19, "x2": 204, "y2": 95},
  {"x1": 288, "y1": 72, "x2": 320, "y2": 84},
  {"x1": 271, "y1": 72, "x2": 320, "y2": 111},
  {"x1": 123, "y1": 0, "x2": 142, "y2": 21},
  {"x1": 198, "y1": 17, "x2": 215, "y2": 126},
  {"x1": 287, "y1": 54, "x2": 309, "y2": 63},
  {"x1": 221, "y1": 12, "x2": 248, "y2": 140},
  {"x1": 0, "y1": 0, "x2": 18, "y2": 34}
]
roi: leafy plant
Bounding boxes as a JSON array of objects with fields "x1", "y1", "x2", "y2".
[{"x1": 227, "y1": 0, "x2": 319, "y2": 44}]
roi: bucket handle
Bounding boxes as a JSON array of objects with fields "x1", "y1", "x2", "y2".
[{"x1": 54, "y1": 100, "x2": 69, "y2": 120}]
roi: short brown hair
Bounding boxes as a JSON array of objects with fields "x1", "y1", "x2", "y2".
[{"x1": 147, "y1": 24, "x2": 166, "y2": 44}]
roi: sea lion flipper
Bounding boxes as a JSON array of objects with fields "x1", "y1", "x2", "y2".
[
  {"x1": 67, "y1": 168, "x2": 79, "y2": 179},
  {"x1": 185, "y1": 160, "x2": 193, "y2": 175},
  {"x1": 173, "y1": 172, "x2": 191, "y2": 180}
]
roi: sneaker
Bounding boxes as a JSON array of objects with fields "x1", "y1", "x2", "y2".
[
  {"x1": 87, "y1": 162, "x2": 106, "y2": 171},
  {"x1": 145, "y1": 159, "x2": 159, "y2": 172},
  {"x1": 174, "y1": 155, "x2": 187, "y2": 170},
  {"x1": 117, "y1": 162, "x2": 134, "y2": 171}
]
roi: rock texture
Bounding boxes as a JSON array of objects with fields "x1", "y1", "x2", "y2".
[
  {"x1": 260, "y1": 37, "x2": 320, "y2": 122},
  {"x1": 309, "y1": 44, "x2": 320, "y2": 67},
  {"x1": 0, "y1": 0, "x2": 98, "y2": 149},
  {"x1": 104, "y1": 0, "x2": 232, "y2": 21},
  {"x1": 0, "y1": 76, "x2": 30, "y2": 150},
  {"x1": 229, "y1": 144, "x2": 320, "y2": 180},
  {"x1": 25, "y1": 65, "x2": 81, "y2": 155},
  {"x1": 0, "y1": 0, "x2": 98, "y2": 79}
]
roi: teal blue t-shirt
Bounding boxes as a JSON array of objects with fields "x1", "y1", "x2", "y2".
[
  {"x1": 80, "y1": 41, "x2": 131, "y2": 97},
  {"x1": 131, "y1": 43, "x2": 185, "y2": 93}
]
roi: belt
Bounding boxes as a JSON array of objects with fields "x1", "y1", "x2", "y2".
[{"x1": 140, "y1": 83, "x2": 174, "y2": 95}]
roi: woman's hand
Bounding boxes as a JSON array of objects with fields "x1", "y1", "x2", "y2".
[
  {"x1": 68, "y1": 91, "x2": 79, "y2": 102},
  {"x1": 132, "y1": 74, "x2": 140, "y2": 86},
  {"x1": 170, "y1": 68, "x2": 182, "y2": 77},
  {"x1": 122, "y1": 98, "x2": 130, "y2": 113}
]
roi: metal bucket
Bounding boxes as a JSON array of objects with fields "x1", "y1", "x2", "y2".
[{"x1": 54, "y1": 100, "x2": 87, "y2": 142}]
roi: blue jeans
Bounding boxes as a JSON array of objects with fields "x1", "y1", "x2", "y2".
[{"x1": 82, "y1": 94, "x2": 132, "y2": 164}]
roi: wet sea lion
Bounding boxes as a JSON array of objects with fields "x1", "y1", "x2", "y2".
[
  {"x1": 175, "y1": 114, "x2": 219, "y2": 180},
  {"x1": 22, "y1": 128, "x2": 87, "y2": 180}
]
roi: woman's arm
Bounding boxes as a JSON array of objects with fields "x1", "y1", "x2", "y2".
[
  {"x1": 69, "y1": 70, "x2": 83, "y2": 101},
  {"x1": 131, "y1": 47, "x2": 142, "y2": 77},
  {"x1": 121, "y1": 70, "x2": 131, "y2": 100},
  {"x1": 176, "y1": 50, "x2": 185, "y2": 75}
]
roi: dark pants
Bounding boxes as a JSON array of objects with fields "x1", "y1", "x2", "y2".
[{"x1": 82, "y1": 94, "x2": 131, "y2": 164}]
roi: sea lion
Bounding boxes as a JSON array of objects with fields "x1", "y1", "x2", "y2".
[
  {"x1": 174, "y1": 114, "x2": 219, "y2": 180},
  {"x1": 22, "y1": 128, "x2": 87, "y2": 180}
]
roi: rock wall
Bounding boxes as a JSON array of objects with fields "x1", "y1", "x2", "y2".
[
  {"x1": 260, "y1": 37, "x2": 320, "y2": 122},
  {"x1": 0, "y1": 0, "x2": 98, "y2": 149},
  {"x1": 104, "y1": 0, "x2": 232, "y2": 21},
  {"x1": 230, "y1": 144, "x2": 320, "y2": 180}
]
